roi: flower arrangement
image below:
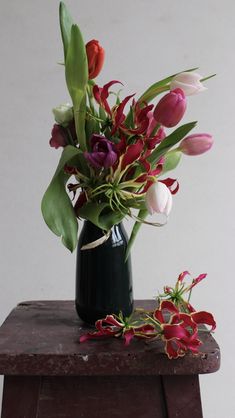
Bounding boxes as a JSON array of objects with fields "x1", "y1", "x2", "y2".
[
  {"x1": 41, "y1": 2, "x2": 214, "y2": 256},
  {"x1": 80, "y1": 271, "x2": 216, "y2": 359}
]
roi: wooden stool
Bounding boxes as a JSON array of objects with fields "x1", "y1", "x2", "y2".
[{"x1": 0, "y1": 300, "x2": 220, "y2": 418}]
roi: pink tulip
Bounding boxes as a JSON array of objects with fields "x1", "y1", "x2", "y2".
[
  {"x1": 145, "y1": 182, "x2": 172, "y2": 216},
  {"x1": 154, "y1": 88, "x2": 186, "y2": 128},
  {"x1": 170, "y1": 72, "x2": 207, "y2": 96},
  {"x1": 179, "y1": 133, "x2": 213, "y2": 156}
]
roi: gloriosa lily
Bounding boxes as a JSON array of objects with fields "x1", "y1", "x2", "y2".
[{"x1": 80, "y1": 271, "x2": 216, "y2": 359}]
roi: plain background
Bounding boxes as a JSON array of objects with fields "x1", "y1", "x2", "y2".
[{"x1": 0, "y1": 0, "x2": 234, "y2": 416}]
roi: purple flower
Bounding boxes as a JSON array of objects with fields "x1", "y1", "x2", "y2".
[
  {"x1": 49, "y1": 124, "x2": 68, "y2": 149},
  {"x1": 85, "y1": 134, "x2": 118, "y2": 169}
]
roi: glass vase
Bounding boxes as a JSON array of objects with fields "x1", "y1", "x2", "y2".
[{"x1": 75, "y1": 221, "x2": 133, "y2": 325}]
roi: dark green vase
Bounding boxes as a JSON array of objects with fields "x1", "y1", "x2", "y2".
[{"x1": 75, "y1": 221, "x2": 133, "y2": 325}]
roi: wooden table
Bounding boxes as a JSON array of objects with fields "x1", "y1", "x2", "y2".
[{"x1": 0, "y1": 300, "x2": 220, "y2": 418}]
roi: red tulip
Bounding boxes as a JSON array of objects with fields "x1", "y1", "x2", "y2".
[
  {"x1": 86, "y1": 39, "x2": 105, "y2": 79},
  {"x1": 154, "y1": 88, "x2": 186, "y2": 128}
]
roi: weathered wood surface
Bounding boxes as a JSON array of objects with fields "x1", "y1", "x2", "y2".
[
  {"x1": 37, "y1": 376, "x2": 167, "y2": 418},
  {"x1": 1, "y1": 376, "x2": 41, "y2": 418},
  {"x1": 0, "y1": 374, "x2": 204, "y2": 418},
  {"x1": 0, "y1": 300, "x2": 220, "y2": 376},
  {"x1": 162, "y1": 375, "x2": 203, "y2": 418}
]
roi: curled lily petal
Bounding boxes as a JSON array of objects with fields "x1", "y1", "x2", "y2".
[
  {"x1": 188, "y1": 273, "x2": 207, "y2": 290},
  {"x1": 160, "y1": 300, "x2": 180, "y2": 314},
  {"x1": 160, "y1": 178, "x2": 179, "y2": 195},
  {"x1": 165, "y1": 340, "x2": 185, "y2": 359},
  {"x1": 93, "y1": 80, "x2": 122, "y2": 115},
  {"x1": 191, "y1": 311, "x2": 216, "y2": 331},
  {"x1": 121, "y1": 139, "x2": 144, "y2": 170},
  {"x1": 111, "y1": 93, "x2": 135, "y2": 135},
  {"x1": 177, "y1": 271, "x2": 190, "y2": 283}
]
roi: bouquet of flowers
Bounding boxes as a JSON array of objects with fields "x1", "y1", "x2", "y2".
[{"x1": 41, "y1": 2, "x2": 214, "y2": 256}]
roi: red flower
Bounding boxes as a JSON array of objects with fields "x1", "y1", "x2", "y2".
[
  {"x1": 147, "y1": 126, "x2": 166, "y2": 150},
  {"x1": 93, "y1": 80, "x2": 122, "y2": 115},
  {"x1": 154, "y1": 300, "x2": 216, "y2": 359},
  {"x1": 121, "y1": 139, "x2": 144, "y2": 170},
  {"x1": 154, "y1": 88, "x2": 186, "y2": 128},
  {"x1": 49, "y1": 124, "x2": 68, "y2": 149},
  {"x1": 79, "y1": 314, "x2": 156, "y2": 346},
  {"x1": 79, "y1": 315, "x2": 124, "y2": 343},
  {"x1": 111, "y1": 94, "x2": 135, "y2": 135},
  {"x1": 159, "y1": 178, "x2": 179, "y2": 195},
  {"x1": 86, "y1": 39, "x2": 105, "y2": 79}
]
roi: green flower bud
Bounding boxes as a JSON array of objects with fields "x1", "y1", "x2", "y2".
[{"x1": 52, "y1": 103, "x2": 73, "y2": 125}]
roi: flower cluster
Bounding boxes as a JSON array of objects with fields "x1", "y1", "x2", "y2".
[
  {"x1": 42, "y1": 3, "x2": 214, "y2": 253},
  {"x1": 80, "y1": 271, "x2": 216, "y2": 359}
]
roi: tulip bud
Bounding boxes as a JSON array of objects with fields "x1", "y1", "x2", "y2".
[
  {"x1": 179, "y1": 134, "x2": 213, "y2": 156},
  {"x1": 153, "y1": 88, "x2": 186, "y2": 128},
  {"x1": 170, "y1": 72, "x2": 207, "y2": 96},
  {"x1": 145, "y1": 182, "x2": 172, "y2": 216},
  {"x1": 52, "y1": 103, "x2": 73, "y2": 125},
  {"x1": 84, "y1": 134, "x2": 118, "y2": 169},
  {"x1": 86, "y1": 39, "x2": 105, "y2": 79},
  {"x1": 162, "y1": 150, "x2": 182, "y2": 174}
]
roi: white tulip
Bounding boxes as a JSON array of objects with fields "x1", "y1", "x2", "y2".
[
  {"x1": 145, "y1": 182, "x2": 172, "y2": 216},
  {"x1": 52, "y1": 103, "x2": 73, "y2": 125},
  {"x1": 170, "y1": 72, "x2": 207, "y2": 96}
]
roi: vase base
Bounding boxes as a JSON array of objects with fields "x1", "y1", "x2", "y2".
[{"x1": 75, "y1": 302, "x2": 134, "y2": 326}]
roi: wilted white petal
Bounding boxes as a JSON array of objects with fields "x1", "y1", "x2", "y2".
[{"x1": 170, "y1": 72, "x2": 207, "y2": 96}]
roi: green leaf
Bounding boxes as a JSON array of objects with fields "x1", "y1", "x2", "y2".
[
  {"x1": 59, "y1": 2, "x2": 73, "y2": 59},
  {"x1": 99, "y1": 106, "x2": 107, "y2": 122},
  {"x1": 148, "y1": 122, "x2": 197, "y2": 166},
  {"x1": 125, "y1": 209, "x2": 148, "y2": 261},
  {"x1": 65, "y1": 25, "x2": 88, "y2": 102},
  {"x1": 138, "y1": 67, "x2": 198, "y2": 104},
  {"x1": 65, "y1": 24, "x2": 88, "y2": 151},
  {"x1": 78, "y1": 202, "x2": 126, "y2": 231},
  {"x1": 161, "y1": 150, "x2": 182, "y2": 174},
  {"x1": 41, "y1": 145, "x2": 82, "y2": 252}
]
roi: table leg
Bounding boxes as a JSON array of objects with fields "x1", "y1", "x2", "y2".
[
  {"x1": 1, "y1": 376, "x2": 41, "y2": 418},
  {"x1": 37, "y1": 376, "x2": 167, "y2": 418},
  {"x1": 162, "y1": 375, "x2": 203, "y2": 418}
]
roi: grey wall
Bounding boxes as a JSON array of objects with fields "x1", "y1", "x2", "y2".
[{"x1": 0, "y1": 0, "x2": 234, "y2": 416}]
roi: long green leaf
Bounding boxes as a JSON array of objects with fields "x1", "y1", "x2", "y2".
[
  {"x1": 41, "y1": 146, "x2": 82, "y2": 252},
  {"x1": 65, "y1": 24, "x2": 88, "y2": 151},
  {"x1": 148, "y1": 121, "x2": 197, "y2": 166},
  {"x1": 59, "y1": 2, "x2": 73, "y2": 59},
  {"x1": 138, "y1": 67, "x2": 198, "y2": 104}
]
